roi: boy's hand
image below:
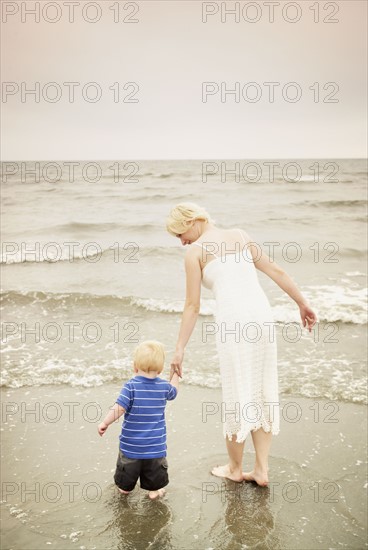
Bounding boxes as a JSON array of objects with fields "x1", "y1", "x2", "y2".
[{"x1": 98, "y1": 422, "x2": 108, "y2": 436}]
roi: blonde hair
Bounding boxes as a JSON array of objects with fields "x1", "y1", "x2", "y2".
[
  {"x1": 133, "y1": 340, "x2": 165, "y2": 374},
  {"x1": 166, "y1": 202, "x2": 214, "y2": 236}
]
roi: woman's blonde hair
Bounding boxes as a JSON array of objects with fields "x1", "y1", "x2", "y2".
[
  {"x1": 133, "y1": 340, "x2": 165, "y2": 374},
  {"x1": 166, "y1": 202, "x2": 214, "y2": 236}
]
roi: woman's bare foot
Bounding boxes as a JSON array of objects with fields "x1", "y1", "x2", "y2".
[
  {"x1": 243, "y1": 469, "x2": 269, "y2": 487},
  {"x1": 211, "y1": 464, "x2": 244, "y2": 483},
  {"x1": 118, "y1": 488, "x2": 130, "y2": 495},
  {"x1": 148, "y1": 488, "x2": 166, "y2": 500}
]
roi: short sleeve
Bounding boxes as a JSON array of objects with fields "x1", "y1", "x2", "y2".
[
  {"x1": 167, "y1": 384, "x2": 177, "y2": 401},
  {"x1": 116, "y1": 382, "x2": 132, "y2": 411}
]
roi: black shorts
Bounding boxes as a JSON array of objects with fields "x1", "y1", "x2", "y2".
[{"x1": 114, "y1": 449, "x2": 169, "y2": 492}]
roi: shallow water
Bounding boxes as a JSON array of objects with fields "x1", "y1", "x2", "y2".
[
  {"x1": 1, "y1": 159, "x2": 367, "y2": 403},
  {"x1": 1, "y1": 385, "x2": 367, "y2": 550}
]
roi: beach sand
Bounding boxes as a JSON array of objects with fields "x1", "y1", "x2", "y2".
[{"x1": 1, "y1": 383, "x2": 367, "y2": 550}]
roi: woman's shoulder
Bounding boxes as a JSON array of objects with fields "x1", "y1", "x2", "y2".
[
  {"x1": 185, "y1": 244, "x2": 203, "y2": 265},
  {"x1": 219, "y1": 227, "x2": 247, "y2": 235},
  {"x1": 233, "y1": 227, "x2": 252, "y2": 242}
]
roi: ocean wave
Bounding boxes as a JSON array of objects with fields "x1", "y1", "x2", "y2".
[
  {"x1": 339, "y1": 248, "x2": 367, "y2": 258},
  {"x1": 132, "y1": 297, "x2": 215, "y2": 316},
  {"x1": 4, "y1": 220, "x2": 160, "y2": 236},
  {"x1": 36, "y1": 221, "x2": 158, "y2": 234},
  {"x1": 0, "y1": 244, "x2": 111, "y2": 265},
  {"x1": 295, "y1": 175, "x2": 322, "y2": 182},
  {"x1": 345, "y1": 271, "x2": 366, "y2": 277},
  {"x1": 0, "y1": 289, "x2": 212, "y2": 316},
  {"x1": 274, "y1": 285, "x2": 367, "y2": 325},
  {"x1": 292, "y1": 199, "x2": 367, "y2": 208},
  {"x1": 1, "y1": 356, "x2": 366, "y2": 404},
  {"x1": 0, "y1": 357, "x2": 132, "y2": 389},
  {"x1": 1, "y1": 285, "x2": 367, "y2": 324},
  {"x1": 0, "y1": 244, "x2": 182, "y2": 265},
  {"x1": 2, "y1": 240, "x2": 367, "y2": 266},
  {"x1": 121, "y1": 192, "x2": 201, "y2": 202},
  {"x1": 155, "y1": 173, "x2": 174, "y2": 179}
]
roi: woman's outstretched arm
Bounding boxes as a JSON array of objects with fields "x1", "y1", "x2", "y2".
[
  {"x1": 171, "y1": 249, "x2": 202, "y2": 377},
  {"x1": 240, "y1": 229, "x2": 318, "y2": 332}
]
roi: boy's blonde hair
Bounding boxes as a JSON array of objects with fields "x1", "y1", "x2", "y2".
[
  {"x1": 166, "y1": 202, "x2": 214, "y2": 236},
  {"x1": 133, "y1": 340, "x2": 165, "y2": 374}
]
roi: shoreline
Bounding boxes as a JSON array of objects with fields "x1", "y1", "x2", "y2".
[{"x1": 1, "y1": 383, "x2": 367, "y2": 549}]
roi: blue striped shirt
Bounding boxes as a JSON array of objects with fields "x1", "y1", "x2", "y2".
[{"x1": 116, "y1": 375, "x2": 177, "y2": 459}]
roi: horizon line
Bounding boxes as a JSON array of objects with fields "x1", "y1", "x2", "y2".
[{"x1": 1, "y1": 157, "x2": 367, "y2": 162}]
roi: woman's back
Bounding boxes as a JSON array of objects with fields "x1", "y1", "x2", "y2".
[{"x1": 191, "y1": 228, "x2": 268, "y2": 311}]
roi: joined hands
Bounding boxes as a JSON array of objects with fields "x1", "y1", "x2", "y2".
[{"x1": 170, "y1": 348, "x2": 184, "y2": 379}]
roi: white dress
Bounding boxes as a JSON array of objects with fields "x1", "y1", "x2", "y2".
[{"x1": 192, "y1": 229, "x2": 280, "y2": 442}]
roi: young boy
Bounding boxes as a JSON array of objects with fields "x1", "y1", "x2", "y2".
[{"x1": 98, "y1": 340, "x2": 179, "y2": 499}]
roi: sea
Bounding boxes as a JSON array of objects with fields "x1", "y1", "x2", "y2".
[{"x1": 1, "y1": 159, "x2": 367, "y2": 404}]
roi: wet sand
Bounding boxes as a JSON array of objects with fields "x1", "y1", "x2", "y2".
[{"x1": 1, "y1": 383, "x2": 367, "y2": 550}]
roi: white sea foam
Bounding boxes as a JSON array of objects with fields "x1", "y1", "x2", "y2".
[
  {"x1": 132, "y1": 285, "x2": 367, "y2": 324},
  {"x1": 273, "y1": 285, "x2": 367, "y2": 325}
]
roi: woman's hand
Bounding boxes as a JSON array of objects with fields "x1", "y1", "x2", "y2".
[
  {"x1": 170, "y1": 348, "x2": 184, "y2": 379},
  {"x1": 299, "y1": 303, "x2": 318, "y2": 332}
]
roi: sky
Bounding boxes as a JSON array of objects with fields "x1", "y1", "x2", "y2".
[{"x1": 1, "y1": 0, "x2": 367, "y2": 160}]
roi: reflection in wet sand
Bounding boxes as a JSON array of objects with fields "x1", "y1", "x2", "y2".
[
  {"x1": 208, "y1": 480, "x2": 281, "y2": 550},
  {"x1": 108, "y1": 486, "x2": 173, "y2": 550}
]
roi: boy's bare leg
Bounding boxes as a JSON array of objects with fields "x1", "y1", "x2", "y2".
[
  {"x1": 148, "y1": 488, "x2": 166, "y2": 500},
  {"x1": 211, "y1": 434, "x2": 246, "y2": 482},
  {"x1": 118, "y1": 488, "x2": 130, "y2": 495},
  {"x1": 243, "y1": 428, "x2": 272, "y2": 486}
]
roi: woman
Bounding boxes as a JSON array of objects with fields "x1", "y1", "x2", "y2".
[{"x1": 166, "y1": 203, "x2": 317, "y2": 487}]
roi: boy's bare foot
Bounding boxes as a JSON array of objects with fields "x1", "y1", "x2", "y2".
[
  {"x1": 211, "y1": 464, "x2": 244, "y2": 483},
  {"x1": 148, "y1": 488, "x2": 166, "y2": 500},
  {"x1": 118, "y1": 488, "x2": 130, "y2": 495},
  {"x1": 243, "y1": 470, "x2": 269, "y2": 487}
]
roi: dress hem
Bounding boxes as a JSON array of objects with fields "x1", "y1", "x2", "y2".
[{"x1": 223, "y1": 422, "x2": 280, "y2": 443}]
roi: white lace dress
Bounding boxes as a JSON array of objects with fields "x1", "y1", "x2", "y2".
[{"x1": 192, "y1": 229, "x2": 280, "y2": 442}]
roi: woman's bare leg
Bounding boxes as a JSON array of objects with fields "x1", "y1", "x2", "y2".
[
  {"x1": 243, "y1": 428, "x2": 272, "y2": 486},
  {"x1": 211, "y1": 435, "x2": 246, "y2": 482}
]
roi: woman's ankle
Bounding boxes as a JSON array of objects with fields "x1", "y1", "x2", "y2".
[
  {"x1": 229, "y1": 462, "x2": 243, "y2": 475},
  {"x1": 254, "y1": 462, "x2": 269, "y2": 475}
]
